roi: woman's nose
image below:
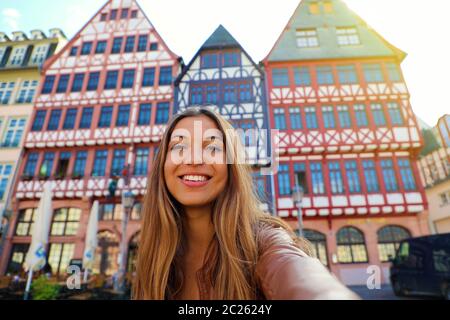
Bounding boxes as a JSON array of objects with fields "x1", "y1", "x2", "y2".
[{"x1": 183, "y1": 144, "x2": 204, "y2": 165}]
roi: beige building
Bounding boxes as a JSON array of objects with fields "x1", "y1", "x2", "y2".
[
  {"x1": 418, "y1": 121, "x2": 450, "y2": 234},
  {"x1": 0, "y1": 29, "x2": 67, "y2": 226}
]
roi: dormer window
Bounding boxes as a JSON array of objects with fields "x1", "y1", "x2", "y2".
[
  {"x1": 336, "y1": 27, "x2": 360, "y2": 46},
  {"x1": 296, "y1": 29, "x2": 319, "y2": 48}
]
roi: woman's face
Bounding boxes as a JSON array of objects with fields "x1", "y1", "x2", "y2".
[{"x1": 164, "y1": 115, "x2": 228, "y2": 208}]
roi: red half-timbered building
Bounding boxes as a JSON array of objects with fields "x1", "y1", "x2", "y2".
[
  {"x1": 263, "y1": 0, "x2": 429, "y2": 285},
  {"x1": 0, "y1": 0, "x2": 180, "y2": 277}
]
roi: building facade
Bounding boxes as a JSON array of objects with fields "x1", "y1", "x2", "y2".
[
  {"x1": 0, "y1": 0, "x2": 180, "y2": 277},
  {"x1": 0, "y1": 29, "x2": 67, "y2": 237},
  {"x1": 262, "y1": 0, "x2": 429, "y2": 285},
  {"x1": 418, "y1": 121, "x2": 450, "y2": 234},
  {"x1": 174, "y1": 25, "x2": 273, "y2": 212}
]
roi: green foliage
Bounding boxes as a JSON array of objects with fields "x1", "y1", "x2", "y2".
[{"x1": 31, "y1": 276, "x2": 61, "y2": 300}]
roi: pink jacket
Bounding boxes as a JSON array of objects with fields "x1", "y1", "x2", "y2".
[{"x1": 196, "y1": 224, "x2": 360, "y2": 300}]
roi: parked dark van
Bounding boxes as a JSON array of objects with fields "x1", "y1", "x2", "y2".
[{"x1": 390, "y1": 233, "x2": 450, "y2": 299}]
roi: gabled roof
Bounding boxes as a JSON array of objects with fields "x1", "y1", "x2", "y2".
[
  {"x1": 264, "y1": 0, "x2": 406, "y2": 63},
  {"x1": 175, "y1": 25, "x2": 263, "y2": 85}
]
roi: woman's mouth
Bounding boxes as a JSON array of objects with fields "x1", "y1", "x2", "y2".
[{"x1": 178, "y1": 174, "x2": 212, "y2": 188}]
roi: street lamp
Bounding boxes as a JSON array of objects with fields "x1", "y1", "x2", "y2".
[
  {"x1": 115, "y1": 190, "x2": 134, "y2": 294},
  {"x1": 292, "y1": 184, "x2": 305, "y2": 238}
]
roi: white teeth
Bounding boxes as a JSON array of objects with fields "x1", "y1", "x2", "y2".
[{"x1": 182, "y1": 175, "x2": 208, "y2": 182}]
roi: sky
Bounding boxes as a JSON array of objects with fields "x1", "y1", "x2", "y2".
[{"x1": 0, "y1": 0, "x2": 448, "y2": 127}]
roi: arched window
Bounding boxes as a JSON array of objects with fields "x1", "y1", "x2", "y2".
[
  {"x1": 337, "y1": 227, "x2": 368, "y2": 263},
  {"x1": 131, "y1": 202, "x2": 142, "y2": 221},
  {"x1": 303, "y1": 229, "x2": 328, "y2": 266},
  {"x1": 50, "y1": 208, "x2": 81, "y2": 236},
  {"x1": 93, "y1": 231, "x2": 119, "y2": 276},
  {"x1": 377, "y1": 225, "x2": 411, "y2": 262}
]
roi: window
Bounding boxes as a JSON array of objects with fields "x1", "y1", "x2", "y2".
[
  {"x1": 362, "y1": 160, "x2": 379, "y2": 192},
  {"x1": 239, "y1": 83, "x2": 252, "y2": 102},
  {"x1": 137, "y1": 35, "x2": 148, "y2": 52},
  {"x1": 337, "y1": 105, "x2": 352, "y2": 128},
  {"x1": 100, "y1": 13, "x2": 108, "y2": 21},
  {"x1": 253, "y1": 174, "x2": 267, "y2": 202},
  {"x1": 398, "y1": 159, "x2": 416, "y2": 191},
  {"x1": 71, "y1": 73, "x2": 85, "y2": 92},
  {"x1": 0, "y1": 164, "x2": 12, "y2": 200},
  {"x1": 0, "y1": 82, "x2": 13, "y2": 104},
  {"x1": 294, "y1": 163, "x2": 308, "y2": 194},
  {"x1": 122, "y1": 69, "x2": 135, "y2": 88},
  {"x1": 131, "y1": 10, "x2": 138, "y2": 18},
  {"x1": 305, "y1": 107, "x2": 318, "y2": 129},
  {"x1": 112, "y1": 149, "x2": 126, "y2": 176},
  {"x1": 363, "y1": 63, "x2": 384, "y2": 83},
  {"x1": 48, "y1": 243, "x2": 75, "y2": 275},
  {"x1": 317, "y1": 66, "x2": 334, "y2": 85},
  {"x1": 2, "y1": 118, "x2": 25, "y2": 147},
  {"x1": 289, "y1": 107, "x2": 302, "y2": 130},
  {"x1": 69, "y1": 47, "x2": 78, "y2": 57},
  {"x1": 371, "y1": 103, "x2": 386, "y2": 126},
  {"x1": 223, "y1": 52, "x2": 240, "y2": 67},
  {"x1": 93, "y1": 231, "x2": 119, "y2": 275},
  {"x1": 274, "y1": 108, "x2": 287, "y2": 130},
  {"x1": 111, "y1": 37, "x2": 123, "y2": 54},
  {"x1": 149, "y1": 43, "x2": 158, "y2": 51},
  {"x1": 201, "y1": 53, "x2": 218, "y2": 69},
  {"x1": 116, "y1": 105, "x2": 130, "y2": 127},
  {"x1": 329, "y1": 162, "x2": 344, "y2": 194},
  {"x1": 17, "y1": 80, "x2": 37, "y2": 103},
  {"x1": 110, "y1": 9, "x2": 118, "y2": 20},
  {"x1": 224, "y1": 84, "x2": 237, "y2": 103},
  {"x1": 322, "y1": 106, "x2": 336, "y2": 129},
  {"x1": 55, "y1": 152, "x2": 71, "y2": 178},
  {"x1": 294, "y1": 67, "x2": 311, "y2": 86},
  {"x1": 24, "y1": 153, "x2": 39, "y2": 177},
  {"x1": 121, "y1": 8, "x2": 129, "y2": 19},
  {"x1": 98, "y1": 106, "x2": 113, "y2": 128},
  {"x1": 296, "y1": 29, "x2": 319, "y2": 48},
  {"x1": 39, "y1": 152, "x2": 54, "y2": 178},
  {"x1": 190, "y1": 86, "x2": 203, "y2": 104},
  {"x1": 47, "y1": 109, "x2": 62, "y2": 131},
  {"x1": 134, "y1": 148, "x2": 149, "y2": 176},
  {"x1": 138, "y1": 103, "x2": 152, "y2": 125},
  {"x1": 439, "y1": 192, "x2": 450, "y2": 207},
  {"x1": 51, "y1": 208, "x2": 81, "y2": 236},
  {"x1": 7, "y1": 244, "x2": 30, "y2": 273},
  {"x1": 386, "y1": 62, "x2": 401, "y2": 82},
  {"x1": 95, "y1": 41, "x2": 107, "y2": 54},
  {"x1": 92, "y1": 150, "x2": 108, "y2": 177},
  {"x1": 56, "y1": 75, "x2": 70, "y2": 93},
  {"x1": 31, "y1": 110, "x2": 47, "y2": 131},
  {"x1": 278, "y1": 164, "x2": 291, "y2": 196},
  {"x1": 272, "y1": 68, "x2": 289, "y2": 87},
  {"x1": 73, "y1": 151, "x2": 87, "y2": 178},
  {"x1": 337, "y1": 65, "x2": 358, "y2": 84},
  {"x1": 337, "y1": 227, "x2": 368, "y2": 263},
  {"x1": 159, "y1": 67, "x2": 172, "y2": 85},
  {"x1": 387, "y1": 102, "x2": 404, "y2": 125},
  {"x1": 377, "y1": 226, "x2": 411, "y2": 262},
  {"x1": 79, "y1": 107, "x2": 93, "y2": 129},
  {"x1": 336, "y1": 27, "x2": 360, "y2": 46},
  {"x1": 81, "y1": 42, "x2": 93, "y2": 55},
  {"x1": 381, "y1": 159, "x2": 398, "y2": 192},
  {"x1": 324, "y1": 1, "x2": 334, "y2": 13},
  {"x1": 100, "y1": 205, "x2": 122, "y2": 221},
  {"x1": 62, "y1": 109, "x2": 77, "y2": 130},
  {"x1": 87, "y1": 72, "x2": 100, "y2": 91},
  {"x1": 155, "y1": 102, "x2": 170, "y2": 124},
  {"x1": 206, "y1": 85, "x2": 218, "y2": 104},
  {"x1": 142, "y1": 68, "x2": 155, "y2": 87},
  {"x1": 104, "y1": 71, "x2": 118, "y2": 89},
  {"x1": 309, "y1": 2, "x2": 320, "y2": 14},
  {"x1": 15, "y1": 208, "x2": 37, "y2": 236},
  {"x1": 304, "y1": 230, "x2": 328, "y2": 266},
  {"x1": 124, "y1": 36, "x2": 135, "y2": 53},
  {"x1": 354, "y1": 104, "x2": 368, "y2": 127},
  {"x1": 41, "y1": 75, "x2": 56, "y2": 94},
  {"x1": 345, "y1": 161, "x2": 361, "y2": 193},
  {"x1": 311, "y1": 162, "x2": 325, "y2": 195}
]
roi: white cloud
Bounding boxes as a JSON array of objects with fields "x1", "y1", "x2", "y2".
[{"x1": 2, "y1": 8, "x2": 21, "y2": 30}]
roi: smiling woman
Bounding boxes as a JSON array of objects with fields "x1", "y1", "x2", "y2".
[{"x1": 133, "y1": 107, "x2": 359, "y2": 300}]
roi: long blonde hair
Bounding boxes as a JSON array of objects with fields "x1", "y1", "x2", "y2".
[{"x1": 133, "y1": 107, "x2": 308, "y2": 300}]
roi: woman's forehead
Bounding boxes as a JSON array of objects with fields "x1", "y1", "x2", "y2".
[{"x1": 170, "y1": 116, "x2": 224, "y2": 141}]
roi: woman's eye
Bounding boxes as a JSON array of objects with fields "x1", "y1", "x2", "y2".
[
  {"x1": 171, "y1": 144, "x2": 186, "y2": 151},
  {"x1": 205, "y1": 145, "x2": 223, "y2": 153}
]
